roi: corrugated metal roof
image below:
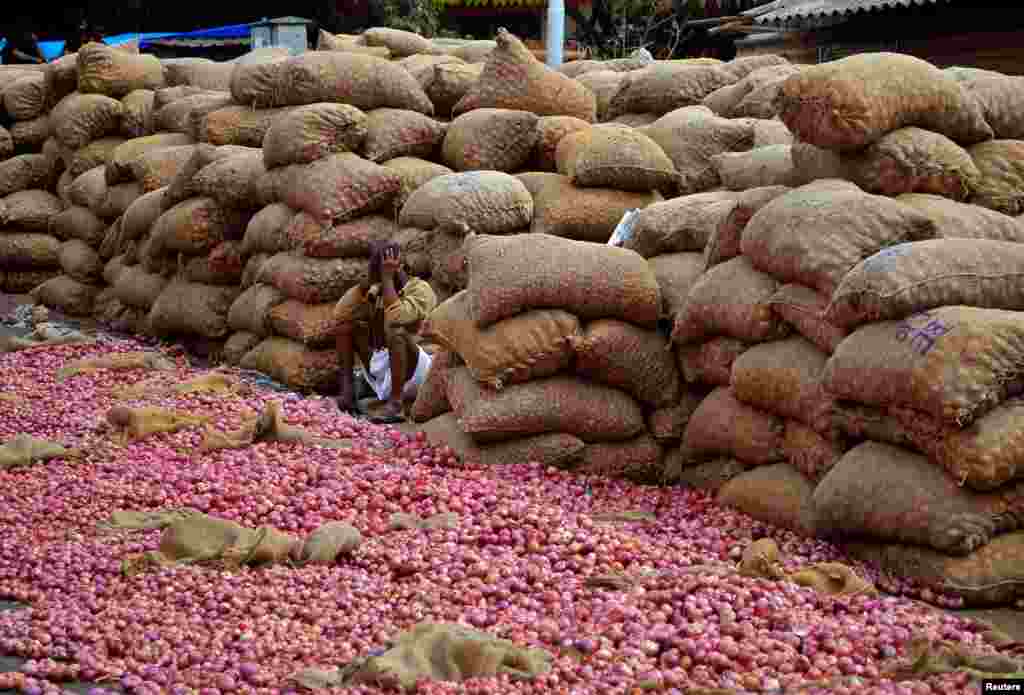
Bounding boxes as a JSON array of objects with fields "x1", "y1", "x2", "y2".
[{"x1": 750, "y1": 0, "x2": 947, "y2": 27}]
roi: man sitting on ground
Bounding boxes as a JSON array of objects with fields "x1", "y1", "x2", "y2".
[{"x1": 333, "y1": 241, "x2": 437, "y2": 423}]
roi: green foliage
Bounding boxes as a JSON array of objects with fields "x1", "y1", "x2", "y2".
[{"x1": 381, "y1": 0, "x2": 444, "y2": 37}]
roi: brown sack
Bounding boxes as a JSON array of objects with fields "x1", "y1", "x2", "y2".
[
  {"x1": 572, "y1": 319, "x2": 680, "y2": 409},
  {"x1": 740, "y1": 179, "x2": 937, "y2": 297},
  {"x1": 826, "y1": 239, "x2": 1024, "y2": 330},
  {"x1": 775, "y1": 52, "x2": 992, "y2": 150},
  {"x1": 287, "y1": 213, "x2": 399, "y2": 259},
  {"x1": 768, "y1": 283, "x2": 847, "y2": 354},
  {"x1": 422, "y1": 413, "x2": 585, "y2": 468},
  {"x1": 239, "y1": 337, "x2": 339, "y2": 392},
  {"x1": 897, "y1": 193, "x2": 1024, "y2": 242},
  {"x1": 400, "y1": 171, "x2": 533, "y2": 236},
  {"x1": 532, "y1": 116, "x2": 591, "y2": 171},
  {"x1": 62, "y1": 136, "x2": 126, "y2": 178},
  {"x1": 528, "y1": 174, "x2": 659, "y2": 242},
  {"x1": 970, "y1": 139, "x2": 1024, "y2": 216},
  {"x1": 0, "y1": 154, "x2": 59, "y2": 197},
  {"x1": 573, "y1": 435, "x2": 663, "y2": 483},
  {"x1": 625, "y1": 191, "x2": 736, "y2": 258},
  {"x1": 555, "y1": 124, "x2": 679, "y2": 193},
  {"x1": 180, "y1": 241, "x2": 244, "y2": 286},
  {"x1": 647, "y1": 389, "x2": 707, "y2": 443},
  {"x1": 241, "y1": 203, "x2": 296, "y2": 256},
  {"x1": 704, "y1": 185, "x2": 791, "y2": 270},
  {"x1": 465, "y1": 232, "x2": 660, "y2": 329},
  {"x1": 95, "y1": 182, "x2": 143, "y2": 220},
  {"x1": 31, "y1": 275, "x2": 100, "y2": 316},
  {"x1": 0, "y1": 233, "x2": 61, "y2": 269},
  {"x1": 154, "y1": 93, "x2": 233, "y2": 135},
  {"x1": 361, "y1": 27, "x2": 433, "y2": 58},
  {"x1": 50, "y1": 206, "x2": 107, "y2": 246},
  {"x1": 59, "y1": 239, "x2": 103, "y2": 283},
  {"x1": 672, "y1": 255, "x2": 786, "y2": 345},
  {"x1": 731, "y1": 335, "x2": 833, "y2": 431},
  {"x1": 667, "y1": 456, "x2": 747, "y2": 492},
  {"x1": 223, "y1": 332, "x2": 260, "y2": 366},
  {"x1": 428, "y1": 230, "x2": 468, "y2": 291},
  {"x1": 712, "y1": 145, "x2": 801, "y2": 190},
  {"x1": 198, "y1": 105, "x2": 293, "y2": 147},
  {"x1": 149, "y1": 197, "x2": 251, "y2": 256},
  {"x1": 68, "y1": 167, "x2": 108, "y2": 213},
  {"x1": 647, "y1": 252, "x2": 704, "y2": 321},
  {"x1": 148, "y1": 281, "x2": 240, "y2": 338},
  {"x1": 381, "y1": 157, "x2": 453, "y2": 215},
  {"x1": 717, "y1": 463, "x2": 817, "y2": 537},
  {"x1": 813, "y1": 441, "x2": 1024, "y2": 556},
  {"x1": 423, "y1": 290, "x2": 579, "y2": 390},
  {"x1": 420, "y1": 63, "x2": 483, "y2": 119},
  {"x1": 268, "y1": 300, "x2": 340, "y2": 348},
  {"x1": 121, "y1": 188, "x2": 168, "y2": 242},
  {"x1": 605, "y1": 63, "x2": 735, "y2": 120},
  {"x1": 1, "y1": 190, "x2": 64, "y2": 232},
  {"x1": 113, "y1": 265, "x2": 170, "y2": 310},
  {"x1": 676, "y1": 337, "x2": 748, "y2": 387},
  {"x1": 192, "y1": 151, "x2": 267, "y2": 209},
  {"x1": 228, "y1": 283, "x2": 287, "y2": 337},
  {"x1": 682, "y1": 386, "x2": 785, "y2": 466},
  {"x1": 105, "y1": 133, "x2": 195, "y2": 185},
  {"x1": 852, "y1": 126, "x2": 980, "y2": 201},
  {"x1": 50, "y1": 93, "x2": 124, "y2": 150},
  {"x1": 410, "y1": 351, "x2": 455, "y2": 423},
  {"x1": 362, "y1": 108, "x2": 446, "y2": 164},
  {"x1": 453, "y1": 29, "x2": 596, "y2": 122},
  {"x1": 261, "y1": 103, "x2": 368, "y2": 169},
  {"x1": 0, "y1": 270, "x2": 59, "y2": 295},
  {"x1": 447, "y1": 368, "x2": 644, "y2": 444},
  {"x1": 77, "y1": 42, "x2": 164, "y2": 97},
  {"x1": 966, "y1": 76, "x2": 1024, "y2": 140},
  {"x1": 441, "y1": 109, "x2": 539, "y2": 172},
  {"x1": 256, "y1": 253, "x2": 367, "y2": 304},
  {"x1": 575, "y1": 71, "x2": 625, "y2": 124},
  {"x1": 822, "y1": 306, "x2": 1024, "y2": 427},
  {"x1": 128, "y1": 145, "x2": 201, "y2": 192},
  {"x1": 784, "y1": 421, "x2": 846, "y2": 482},
  {"x1": 10, "y1": 116, "x2": 53, "y2": 151},
  {"x1": 0, "y1": 126, "x2": 12, "y2": 160},
  {"x1": 3, "y1": 73, "x2": 48, "y2": 120}
]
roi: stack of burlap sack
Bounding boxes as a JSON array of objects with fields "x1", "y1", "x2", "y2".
[{"x1": 646, "y1": 52, "x2": 1024, "y2": 610}]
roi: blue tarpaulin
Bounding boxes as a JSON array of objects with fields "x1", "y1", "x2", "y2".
[
  {"x1": 0, "y1": 26, "x2": 245, "y2": 64},
  {"x1": 140, "y1": 23, "x2": 252, "y2": 47},
  {"x1": 0, "y1": 39, "x2": 65, "y2": 62}
]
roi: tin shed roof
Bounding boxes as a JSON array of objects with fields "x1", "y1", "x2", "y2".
[{"x1": 747, "y1": 0, "x2": 947, "y2": 28}]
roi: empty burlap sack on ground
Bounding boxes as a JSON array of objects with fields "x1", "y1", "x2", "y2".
[
  {"x1": 897, "y1": 193, "x2": 1024, "y2": 241},
  {"x1": 823, "y1": 306, "x2": 1024, "y2": 427},
  {"x1": 572, "y1": 319, "x2": 680, "y2": 409},
  {"x1": 424, "y1": 290, "x2": 578, "y2": 389},
  {"x1": 624, "y1": 190, "x2": 736, "y2": 258},
  {"x1": 682, "y1": 386, "x2": 785, "y2": 466},
  {"x1": 555, "y1": 124, "x2": 679, "y2": 194},
  {"x1": 676, "y1": 336, "x2": 749, "y2": 387},
  {"x1": 447, "y1": 368, "x2": 644, "y2": 444},
  {"x1": 465, "y1": 233, "x2": 660, "y2": 328},
  {"x1": 775, "y1": 52, "x2": 992, "y2": 150},
  {"x1": 454, "y1": 29, "x2": 595, "y2": 122},
  {"x1": 240, "y1": 337, "x2": 339, "y2": 392},
  {"x1": 525, "y1": 173, "x2": 659, "y2": 242},
  {"x1": 422, "y1": 413, "x2": 584, "y2": 468},
  {"x1": 827, "y1": 239, "x2": 1024, "y2": 330},
  {"x1": 814, "y1": 441, "x2": 1024, "y2": 557},
  {"x1": 642, "y1": 106, "x2": 754, "y2": 195},
  {"x1": 441, "y1": 108, "x2": 539, "y2": 172},
  {"x1": 731, "y1": 335, "x2": 833, "y2": 432},
  {"x1": 740, "y1": 179, "x2": 936, "y2": 297},
  {"x1": 672, "y1": 255, "x2": 786, "y2": 345},
  {"x1": 717, "y1": 463, "x2": 817, "y2": 537},
  {"x1": 0, "y1": 434, "x2": 73, "y2": 470},
  {"x1": 400, "y1": 171, "x2": 532, "y2": 236}
]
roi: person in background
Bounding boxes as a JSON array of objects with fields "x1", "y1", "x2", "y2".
[
  {"x1": 3, "y1": 23, "x2": 47, "y2": 65},
  {"x1": 66, "y1": 22, "x2": 103, "y2": 54},
  {"x1": 332, "y1": 241, "x2": 438, "y2": 423}
]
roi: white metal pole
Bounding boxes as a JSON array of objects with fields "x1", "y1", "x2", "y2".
[{"x1": 546, "y1": 0, "x2": 565, "y2": 67}]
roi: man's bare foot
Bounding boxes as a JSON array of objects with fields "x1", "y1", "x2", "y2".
[{"x1": 371, "y1": 400, "x2": 405, "y2": 424}]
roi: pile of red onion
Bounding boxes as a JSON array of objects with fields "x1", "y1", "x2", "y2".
[{"x1": 0, "y1": 340, "x2": 1008, "y2": 694}]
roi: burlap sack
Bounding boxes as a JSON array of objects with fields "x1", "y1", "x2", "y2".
[
  {"x1": 783, "y1": 421, "x2": 846, "y2": 482},
  {"x1": 59, "y1": 239, "x2": 103, "y2": 284},
  {"x1": 298, "y1": 521, "x2": 362, "y2": 565},
  {"x1": 400, "y1": 171, "x2": 533, "y2": 236},
  {"x1": 181, "y1": 241, "x2": 245, "y2": 286},
  {"x1": 227, "y1": 283, "x2": 287, "y2": 337},
  {"x1": 428, "y1": 230, "x2": 468, "y2": 291},
  {"x1": 0, "y1": 126, "x2": 12, "y2": 160},
  {"x1": 531, "y1": 116, "x2": 591, "y2": 171},
  {"x1": 105, "y1": 133, "x2": 195, "y2": 185},
  {"x1": 148, "y1": 281, "x2": 240, "y2": 339},
  {"x1": 399, "y1": 53, "x2": 465, "y2": 83},
  {"x1": 682, "y1": 386, "x2": 785, "y2": 466},
  {"x1": 161, "y1": 58, "x2": 233, "y2": 91},
  {"x1": 453, "y1": 29, "x2": 595, "y2": 122},
  {"x1": 970, "y1": 139, "x2": 1024, "y2": 216},
  {"x1": 465, "y1": 232, "x2": 660, "y2": 328},
  {"x1": 605, "y1": 63, "x2": 735, "y2": 120},
  {"x1": 261, "y1": 103, "x2": 368, "y2": 169},
  {"x1": 317, "y1": 31, "x2": 389, "y2": 57},
  {"x1": 29, "y1": 275, "x2": 99, "y2": 316},
  {"x1": 259, "y1": 153, "x2": 400, "y2": 225},
  {"x1": 239, "y1": 337, "x2": 339, "y2": 392},
  {"x1": 647, "y1": 252, "x2": 705, "y2": 321},
  {"x1": 740, "y1": 179, "x2": 937, "y2": 297},
  {"x1": 77, "y1": 42, "x2": 164, "y2": 97},
  {"x1": 573, "y1": 435, "x2": 663, "y2": 483},
  {"x1": 152, "y1": 86, "x2": 209, "y2": 109},
  {"x1": 445, "y1": 40, "x2": 496, "y2": 64},
  {"x1": 120, "y1": 187, "x2": 167, "y2": 242},
  {"x1": 814, "y1": 441, "x2": 1024, "y2": 556},
  {"x1": 10, "y1": 116, "x2": 52, "y2": 150},
  {"x1": 422, "y1": 413, "x2": 584, "y2": 468},
  {"x1": 827, "y1": 239, "x2": 1024, "y2": 330},
  {"x1": 362, "y1": 108, "x2": 446, "y2": 164},
  {"x1": 59, "y1": 136, "x2": 124, "y2": 178},
  {"x1": 50, "y1": 206, "x2": 106, "y2": 246},
  {"x1": 195, "y1": 105, "x2": 289, "y2": 147},
  {"x1": 222, "y1": 331, "x2": 262, "y2": 366},
  {"x1": 3, "y1": 73, "x2": 48, "y2": 120},
  {"x1": 447, "y1": 368, "x2": 644, "y2": 444},
  {"x1": 719, "y1": 55, "x2": 790, "y2": 81},
  {"x1": 673, "y1": 255, "x2": 786, "y2": 345},
  {"x1": 625, "y1": 191, "x2": 737, "y2": 258},
  {"x1": 441, "y1": 109, "x2": 539, "y2": 172},
  {"x1": 410, "y1": 351, "x2": 455, "y2": 423},
  {"x1": 361, "y1": 27, "x2": 433, "y2": 58},
  {"x1": 191, "y1": 151, "x2": 266, "y2": 209},
  {"x1": 527, "y1": 174, "x2": 659, "y2": 242},
  {"x1": 394, "y1": 227, "x2": 432, "y2": 278},
  {"x1": 775, "y1": 52, "x2": 993, "y2": 150},
  {"x1": 574, "y1": 70, "x2": 624, "y2": 123},
  {"x1": 256, "y1": 253, "x2": 367, "y2": 304},
  {"x1": 768, "y1": 283, "x2": 847, "y2": 355},
  {"x1": 731, "y1": 336, "x2": 833, "y2": 431},
  {"x1": 554, "y1": 124, "x2": 678, "y2": 193},
  {"x1": 56, "y1": 170, "x2": 75, "y2": 206},
  {"x1": 647, "y1": 389, "x2": 706, "y2": 442},
  {"x1": 667, "y1": 456, "x2": 747, "y2": 492},
  {"x1": 717, "y1": 463, "x2": 817, "y2": 536},
  {"x1": 45, "y1": 54, "x2": 80, "y2": 107},
  {"x1": 558, "y1": 49, "x2": 652, "y2": 79},
  {"x1": 1, "y1": 190, "x2": 64, "y2": 232},
  {"x1": 642, "y1": 106, "x2": 755, "y2": 195},
  {"x1": 0, "y1": 154, "x2": 58, "y2": 197},
  {"x1": 823, "y1": 306, "x2": 1024, "y2": 426},
  {"x1": 0, "y1": 233, "x2": 60, "y2": 269},
  {"x1": 966, "y1": 76, "x2": 1024, "y2": 140},
  {"x1": 420, "y1": 63, "x2": 483, "y2": 119},
  {"x1": 897, "y1": 193, "x2": 1024, "y2": 241},
  {"x1": 127, "y1": 145, "x2": 201, "y2": 193},
  {"x1": 287, "y1": 213, "x2": 398, "y2": 259},
  {"x1": 852, "y1": 126, "x2": 980, "y2": 200},
  {"x1": 423, "y1": 290, "x2": 578, "y2": 389},
  {"x1": 156, "y1": 93, "x2": 234, "y2": 136},
  {"x1": 744, "y1": 118, "x2": 795, "y2": 147},
  {"x1": 268, "y1": 300, "x2": 339, "y2": 348},
  {"x1": 149, "y1": 197, "x2": 251, "y2": 256},
  {"x1": 382, "y1": 157, "x2": 453, "y2": 215},
  {"x1": 161, "y1": 144, "x2": 253, "y2": 211},
  {"x1": 573, "y1": 319, "x2": 680, "y2": 408},
  {"x1": 704, "y1": 185, "x2": 790, "y2": 269},
  {"x1": 68, "y1": 167, "x2": 108, "y2": 213},
  {"x1": 241, "y1": 253, "x2": 268, "y2": 290},
  {"x1": 49, "y1": 93, "x2": 123, "y2": 151},
  {"x1": 712, "y1": 145, "x2": 801, "y2": 190},
  {"x1": 102, "y1": 255, "x2": 128, "y2": 287},
  {"x1": 845, "y1": 533, "x2": 1024, "y2": 607},
  {"x1": 228, "y1": 55, "x2": 290, "y2": 108},
  {"x1": 113, "y1": 265, "x2": 170, "y2": 309},
  {"x1": 96, "y1": 182, "x2": 143, "y2": 220},
  {"x1": 138, "y1": 235, "x2": 178, "y2": 276},
  {"x1": 702, "y1": 64, "x2": 798, "y2": 118}
]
